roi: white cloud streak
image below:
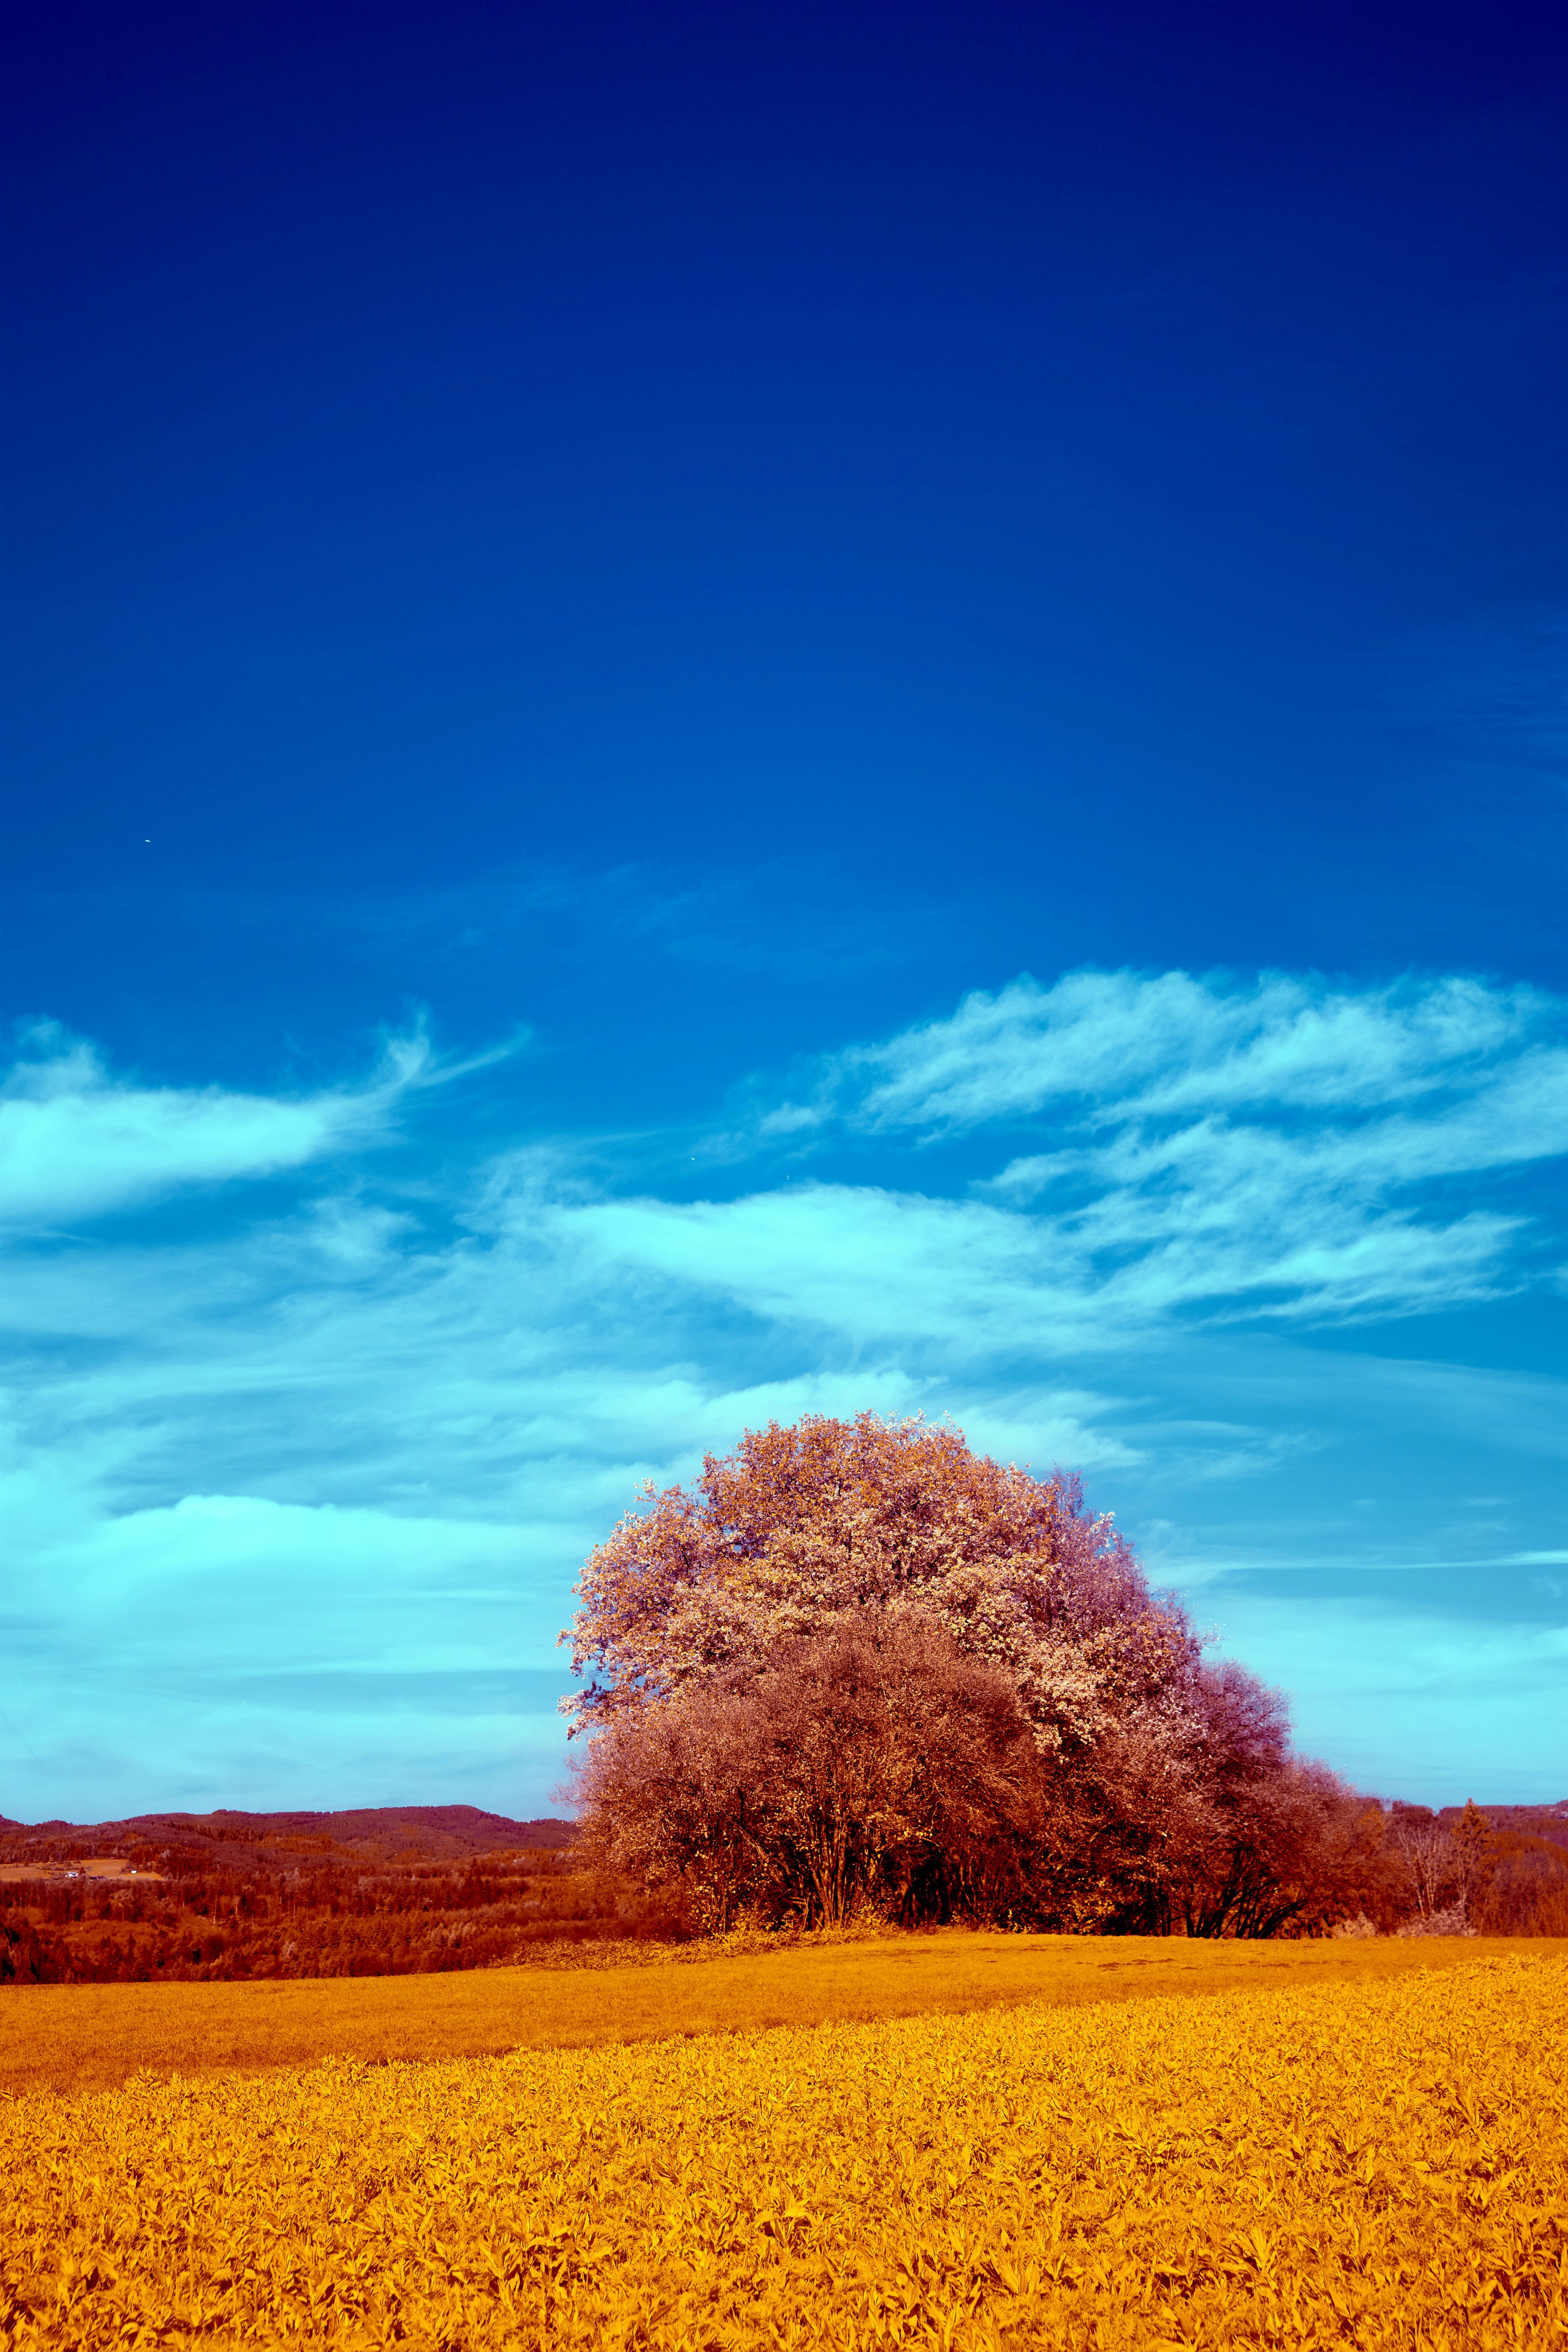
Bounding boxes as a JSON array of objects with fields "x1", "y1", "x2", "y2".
[
  {"x1": 737, "y1": 971, "x2": 1568, "y2": 1334},
  {"x1": 0, "y1": 1024, "x2": 443, "y2": 1226},
  {"x1": 793, "y1": 970, "x2": 1559, "y2": 1134}
]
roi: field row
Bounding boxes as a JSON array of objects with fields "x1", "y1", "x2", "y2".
[
  {"x1": 2, "y1": 1949, "x2": 1564, "y2": 2347},
  {"x1": 0, "y1": 1927, "x2": 1549, "y2": 2098}
]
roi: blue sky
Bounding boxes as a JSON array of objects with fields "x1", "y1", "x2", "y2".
[{"x1": 2, "y1": 1, "x2": 1564, "y2": 1819}]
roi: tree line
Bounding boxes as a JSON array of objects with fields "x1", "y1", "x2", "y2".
[
  {"x1": 0, "y1": 1853, "x2": 666, "y2": 1985},
  {"x1": 564, "y1": 1413, "x2": 1564, "y2": 1938}
]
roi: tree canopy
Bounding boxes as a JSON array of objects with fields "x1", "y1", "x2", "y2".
[{"x1": 561, "y1": 1410, "x2": 1189, "y2": 1748}]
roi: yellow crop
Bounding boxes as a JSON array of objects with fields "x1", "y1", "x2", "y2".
[
  {"x1": 0, "y1": 1926, "x2": 1528, "y2": 2100},
  {"x1": 3, "y1": 1952, "x2": 1564, "y2": 2348}
]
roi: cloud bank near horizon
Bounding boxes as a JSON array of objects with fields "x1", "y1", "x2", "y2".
[{"x1": 3, "y1": 967, "x2": 1564, "y2": 1819}]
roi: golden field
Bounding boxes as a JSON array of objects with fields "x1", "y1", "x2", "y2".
[
  {"x1": 0, "y1": 1928, "x2": 1543, "y2": 2099},
  {"x1": 2, "y1": 1943, "x2": 1564, "y2": 2348}
]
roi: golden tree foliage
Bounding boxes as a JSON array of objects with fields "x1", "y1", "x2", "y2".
[{"x1": 3, "y1": 1953, "x2": 1563, "y2": 2348}]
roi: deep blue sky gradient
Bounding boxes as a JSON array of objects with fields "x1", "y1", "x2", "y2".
[{"x1": 2, "y1": 1, "x2": 1564, "y2": 1816}]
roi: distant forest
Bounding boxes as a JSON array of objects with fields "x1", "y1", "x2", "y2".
[
  {"x1": 0, "y1": 1806, "x2": 668, "y2": 1987},
  {"x1": 2, "y1": 1798, "x2": 1564, "y2": 1985}
]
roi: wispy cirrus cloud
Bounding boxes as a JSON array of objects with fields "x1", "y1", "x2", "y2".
[
  {"x1": 767, "y1": 969, "x2": 1560, "y2": 1135},
  {"x1": 0, "y1": 1020, "x2": 517, "y2": 1228},
  {"x1": 543, "y1": 1171, "x2": 1519, "y2": 1350},
  {"x1": 727, "y1": 971, "x2": 1568, "y2": 1334}
]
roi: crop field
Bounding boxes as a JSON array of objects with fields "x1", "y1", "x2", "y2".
[
  {"x1": 0, "y1": 1928, "x2": 1540, "y2": 2098},
  {"x1": 2, "y1": 1945, "x2": 1564, "y2": 2349}
]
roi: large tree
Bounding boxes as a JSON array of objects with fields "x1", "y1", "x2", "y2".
[{"x1": 563, "y1": 1412, "x2": 1363, "y2": 1935}]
